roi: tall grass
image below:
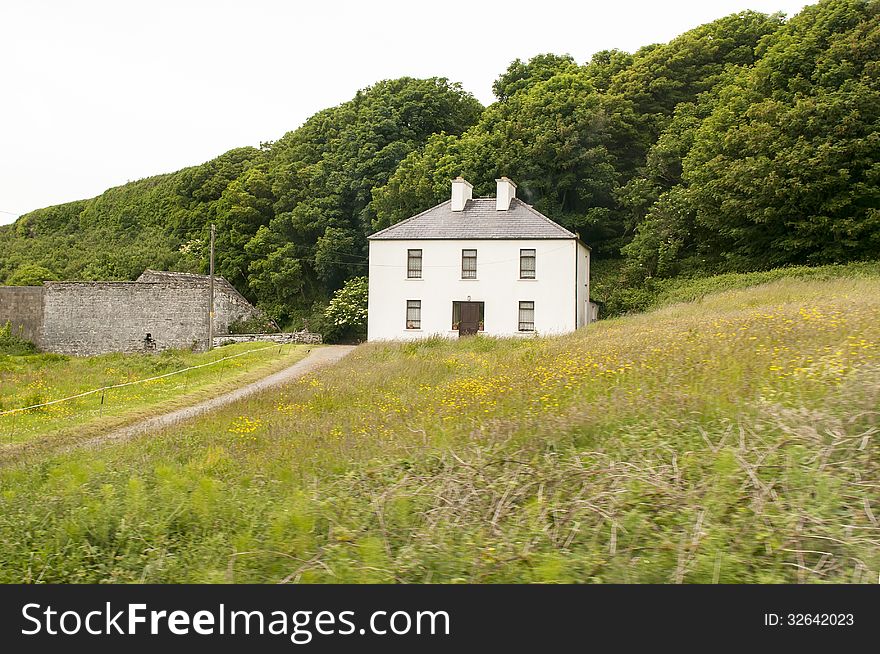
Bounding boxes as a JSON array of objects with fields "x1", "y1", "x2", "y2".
[
  {"x1": 0, "y1": 276, "x2": 878, "y2": 583},
  {"x1": 0, "y1": 343, "x2": 308, "y2": 445},
  {"x1": 595, "y1": 260, "x2": 880, "y2": 316}
]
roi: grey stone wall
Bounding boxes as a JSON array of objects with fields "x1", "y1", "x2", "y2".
[
  {"x1": 212, "y1": 283, "x2": 264, "y2": 334},
  {"x1": 213, "y1": 332, "x2": 322, "y2": 348},
  {"x1": 0, "y1": 286, "x2": 44, "y2": 344},
  {"x1": 41, "y1": 282, "x2": 211, "y2": 355},
  {"x1": 136, "y1": 270, "x2": 264, "y2": 334},
  {"x1": 1, "y1": 271, "x2": 265, "y2": 356}
]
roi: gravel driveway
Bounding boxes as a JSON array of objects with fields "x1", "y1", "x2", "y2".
[{"x1": 77, "y1": 344, "x2": 356, "y2": 450}]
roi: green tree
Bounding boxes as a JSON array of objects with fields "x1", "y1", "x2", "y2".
[
  {"x1": 246, "y1": 77, "x2": 482, "y2": 321},
  {"x1": 609, "y1": 10, "x2": 785, "y2": 135},
  {"x1": 214, "y1": 166, "x2": 275, "y2": 293},
  {"x1": 492, "y1": 53, "x2": 581, "y2": 101},
  {"x1": 6, "y1": 264, "x2": 58, "y2": 286},
  {"x1": 583, "y1": 49, "x2": 634, "y2": 93},
  {"x1": 683, "y1": 0, "x2": 880, "y2": 268},
  {"x1": 370, "y1": 133, "x2": 469, "y2": 231}
]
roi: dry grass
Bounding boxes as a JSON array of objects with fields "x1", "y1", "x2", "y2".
[{"x1": 0, "y1": 275, "x2": 877, "y2": 583}]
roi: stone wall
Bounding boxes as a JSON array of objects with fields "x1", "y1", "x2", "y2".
[
  {"x1": 137, "y1": 270, "x2": 264, "y2": 334},
  {"x1": 212, "y1": 283, "x2": 264, "y2": 334},
  {"x1": 213, "y1": 332, "x2": 322, "y2": 348},
  {"x1": 1, "y1": 271, "x2": 266, "y2": 356},
  {"x1": 41, "y1": 282, "x2": 210, "y2": 355},
  {"x1": 0, "y1": 286, "x2": 44, "y2": 343}
]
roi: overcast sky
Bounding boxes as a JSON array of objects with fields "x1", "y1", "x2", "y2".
[{"x1": 0, "y1": 0, "x2": 810, "y2": 225}]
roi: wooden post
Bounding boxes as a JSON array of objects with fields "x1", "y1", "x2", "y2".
[{"x1": 208, "y1": 223, "x2": 215, "y2": 351}]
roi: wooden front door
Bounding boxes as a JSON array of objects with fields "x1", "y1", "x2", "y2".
[{"x1": 459, "y1": 302, "x2": 480, "y2": 337}]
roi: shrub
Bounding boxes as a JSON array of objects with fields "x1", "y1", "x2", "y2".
[
  {"x1": 324, "y1": 277, "x2": 368, "y2": 342},
  {"x1": 0, "y1": 321, "x2": 37, "y2": 355},
  {"x1": 228, "y1": 315, "x2": 279, "y2": 335}
]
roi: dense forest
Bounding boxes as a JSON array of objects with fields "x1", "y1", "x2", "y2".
[{"x1": 1, "y1": 0, "x2": 877, "y2": 332}]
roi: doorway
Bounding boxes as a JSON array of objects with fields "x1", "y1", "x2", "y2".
[{"x1": 454, "y1": 301, "x2": 484, "y2": 337}]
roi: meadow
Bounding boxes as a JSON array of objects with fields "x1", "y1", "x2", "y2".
[
  {"x1": 592, "y1": 260, "x2": 880, "y2": 317},
  {"x1": 0, "y1": 274, "x2": 878, "y2": 583},
  {"x1": 0, "y1": 343, "x2": 308, "y2": 450}
]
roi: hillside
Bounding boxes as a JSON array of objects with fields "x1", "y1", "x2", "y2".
[
  {"x1": 2, "y1": 0, "x2": 877, "y2": 335},
  {"x1": 1, "y1": 271, "x2": 877, "y2": 583}
]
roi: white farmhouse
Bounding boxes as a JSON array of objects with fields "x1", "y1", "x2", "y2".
[{"x1": 367, "y1": 177, "x2": 591, "y2": 340}]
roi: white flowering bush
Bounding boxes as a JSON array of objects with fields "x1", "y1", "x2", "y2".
[{"x1": 324, "y1": 276, "x2": 368, "y2": 331}]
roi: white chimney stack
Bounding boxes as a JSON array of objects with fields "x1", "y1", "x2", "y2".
[
  {"x1": 451, "y1": 177, "x2": 473, "y2": 212},
  {"x1": 496, "y1": 177, "x2": 517, "y2": 211}
]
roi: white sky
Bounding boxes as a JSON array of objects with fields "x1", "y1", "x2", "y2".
[{"x1": 0, "y1": 0, "x2": 810, "y2": 225}]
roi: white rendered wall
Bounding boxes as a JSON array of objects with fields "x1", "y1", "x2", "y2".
[{"x1": 367, "y1": 239, "x2": 581, "y2": 341}]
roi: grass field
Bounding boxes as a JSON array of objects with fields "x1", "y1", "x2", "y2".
[
  {"x1": 0, "y1": 272, "x2": 878, "y2": 583},
  {"x1": 0, "y1": 343, "x2": 309, "y2": 449}
]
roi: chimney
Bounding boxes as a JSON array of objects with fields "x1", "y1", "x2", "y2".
[
  {"x1": 451, "y1": 177, "x2": 473, "y2": 212},
  {"x1": 496, "y1": 177, "x2": 517, "y2": 211}
]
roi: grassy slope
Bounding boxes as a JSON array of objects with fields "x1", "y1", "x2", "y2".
[
  {"x1": 592, "y1": 260, "x2": 880, "y2": 317},
  {"x1": 0, "y1": 275, "x2": 878, "y2": 583},
  {"x1": 0, "y1": 343, "x2": 309, "y2": 452}
]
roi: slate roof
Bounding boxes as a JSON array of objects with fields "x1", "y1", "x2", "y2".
[{"x1": 368, "y1": 198, "x2": 580, "y2": 241}]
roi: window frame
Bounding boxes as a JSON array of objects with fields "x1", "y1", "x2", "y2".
[
  {"x1": 519, "y1": 248, "x2": 536, "y2": 279},
  {"x1": 518, "y1": 300, "x2": 535, "y2": 332},
  {"x1": 406, "y1": 299, "x2": 421, "y2": 330},
  {"x1": 407, "y1": 248, "x2": 423, "y2": 279},
  {"x1": 461, "y1": 248, "x2": 477, "y2": 279}
]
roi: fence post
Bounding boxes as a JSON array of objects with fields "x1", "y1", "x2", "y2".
[{"x1": 100, "y1": 387, "x2": 106, "y2": 417}]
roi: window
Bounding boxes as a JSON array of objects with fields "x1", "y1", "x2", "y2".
[
  {"x1": 520, "y1": 249, "x2": 536, "y2": 279},
  {"x1": 518, "y1": 301, "x2": 535, "y2": 331},
  {"x1": 461, "y1": 249, "x2": 477, "y2": 279},
  {"x1": 407, "y1": 249, "x2": 422, "y2": 278},
  {"x1": 406, "y1": 300, "x2": 421, "y2": 329},
  {"x1": 451, "y1": 301, "x2": 485, "y2": 331}
]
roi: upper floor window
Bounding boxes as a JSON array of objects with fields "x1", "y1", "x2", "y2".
[
  {"x1": 461, "y1": 249, "x2": 477, "y2": 279},
  {"x1": 520, "y1": 249, "x2": 536, "y2": 279},
  {"x1": 518, "y1": 301, "x2": 535, "y2": 332},
  {"x1": 407, "y1": 249, "x2": 422, "y2": 278},
  {"x1": 406, "y1": 300, "x2": 421, "y2": 329}
]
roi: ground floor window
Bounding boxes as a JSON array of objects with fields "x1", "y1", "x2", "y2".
[
  {"x1": 452, "y1": 301, "x2": 484, "y2": 331},
  {"x1": 406, "y1": 300, "x2": 421, "y2": 329},
  {"x1": 518, "y1": 301, "x2": 535, "y2": 331}
]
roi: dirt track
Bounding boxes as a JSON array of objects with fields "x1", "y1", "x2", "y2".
[{"x1": 76, "y1": 344, "x2": 356, "y2": 450}]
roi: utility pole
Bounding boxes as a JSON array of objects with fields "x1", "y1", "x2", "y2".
[{"x1": 208, "y1": 223, "x2": 215, "y2": 351}]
